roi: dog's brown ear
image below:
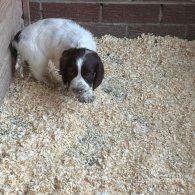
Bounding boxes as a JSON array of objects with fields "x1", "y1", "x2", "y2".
[
  {"x1": 93, "y1": 56, "x2": 104, "y2": 90},
  {"x1": 60, "y1": 48, "x2": 78, "y2": 75},
  {"x1": 59, "y1": 59, "x2": 63, "y2": 76},
  {"x1": 59, "y1": 50, "x2": 70, "y2": 84}
]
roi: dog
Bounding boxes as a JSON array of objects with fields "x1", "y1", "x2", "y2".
[{"x1": 11, "y1": 18, "x2": 104, "y2": 103}]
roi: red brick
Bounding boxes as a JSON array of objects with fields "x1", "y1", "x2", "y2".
[
  {"x1": 102, "y1": 4, "x2": 160, "y2": 23},
  {"x1": 140, "y1": 0, "x2": 193, "y2": 1},
  {"x1": 29, "y1": 2, "x2": 40, "y2": 22},
  {"x1": 40, "y1": 0, "x2": 194, "y2": 2},
  {"x1": 186, "y1": 25, "x2": 195, "y2": 40},
  {"x1": 81, "y1": 23, "x2": 127, "y2": 37},
  {"x1": 162, "y1": 4, "x2": 195, "y2": 24},
  {"x1": 42, "y1": 3, "x2": 100, "y2": 22},
  {"x1": 127, "y1": 24, "x2": 185, "y2": 39}
]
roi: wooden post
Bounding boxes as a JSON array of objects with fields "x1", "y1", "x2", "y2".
[{"x1": 22, "y1": 0, "x2": 31, "y2": 25}]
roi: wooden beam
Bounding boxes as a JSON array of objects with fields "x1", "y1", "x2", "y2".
[{"x1": 22, "y1": 0, "x2": 31, "y2": 25}]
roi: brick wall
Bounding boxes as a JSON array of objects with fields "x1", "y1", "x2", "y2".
[
  {"x1": 0, "y1": 0, "x2": 23, "y2": 105},
  {"x1": 30, "y1": 0, "x2": 195, "y2": 40}
]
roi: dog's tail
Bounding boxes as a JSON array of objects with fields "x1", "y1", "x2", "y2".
[
  {"x1": 9, "y1": 30, "x2": 24, "y2": 78},
  {"x1": 9, "y1": 30, "x2": 22, "y2": 59},
  {"x1": 9, "y1": 43, "x2": 18, "y2": 60}
]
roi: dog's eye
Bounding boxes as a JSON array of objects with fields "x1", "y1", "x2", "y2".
[
  {"x1": 68, "y1": 69, "x2": 75, "y2": 76},
  {"x1": 85, "y1": 72, "x2": 91, "y2": 77},
  {"x1": 84, "y1": 70, "x2": 93, "y2": 77}
]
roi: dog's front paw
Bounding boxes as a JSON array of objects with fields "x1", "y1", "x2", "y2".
[{"x1": 79, "y1": 92, "x2": 95, "y2": 103}]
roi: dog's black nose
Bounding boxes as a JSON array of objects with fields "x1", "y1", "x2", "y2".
[{"x1": 72, "y1": 88, "x2": 83, "y2": 94}]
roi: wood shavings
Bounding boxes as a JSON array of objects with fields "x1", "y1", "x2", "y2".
[{"x1": 0, "y1": 35, "x2": 195, "y2": 194}]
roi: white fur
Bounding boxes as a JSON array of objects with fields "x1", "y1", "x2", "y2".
[
  {"x1": 13, "y1": 18, "x2": 97, "y2": 102},
  {"x1": 70, "y1": 57, "x2": 87, "y2": 91}
]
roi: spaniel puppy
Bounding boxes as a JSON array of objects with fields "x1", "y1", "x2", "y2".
[{"x1": 11, "y1": 18, "x2": 104, "y2": 103}]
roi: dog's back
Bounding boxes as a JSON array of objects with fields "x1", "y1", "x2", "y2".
[{"x1": 12, "y1": 19, "x2": 96, "y2": 61}]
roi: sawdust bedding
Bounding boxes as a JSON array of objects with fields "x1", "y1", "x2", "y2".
[{"x1": 0, "y1": 34, "x2": 195, "y2": 194}]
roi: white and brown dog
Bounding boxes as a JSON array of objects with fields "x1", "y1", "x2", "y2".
[{"x1": 11, "y1": 18, "x2": 104, "y2": 103}]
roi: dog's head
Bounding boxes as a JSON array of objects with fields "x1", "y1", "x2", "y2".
[{"x1": 59, "y1": 48, "x2": 104, "y2": 102}]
